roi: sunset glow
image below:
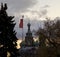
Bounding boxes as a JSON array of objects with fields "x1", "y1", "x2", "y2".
[{"x1": 16, "y1": 39, "x2": 22, "y2": 49}]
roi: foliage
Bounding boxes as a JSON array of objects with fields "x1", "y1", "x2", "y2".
[
  {"x1": 20, "y1": 40, "x2": 26, "y2": 47},
  {"x1": 36, "y1": 17, "x2": 60, "y2": 57},
  {"x1": 37, "y1": 17, "x2": 60, "y2": 47},
  {"x1": 20, "y1": 40, "x2": 39, "y2": 47},
  {"x1": 0, "y1": 3, "x2": 18, "y2": 57}
]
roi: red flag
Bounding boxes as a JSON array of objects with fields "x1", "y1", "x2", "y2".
[{"x1": 19, "y1": 19, "x2": 23, "y2": 28}]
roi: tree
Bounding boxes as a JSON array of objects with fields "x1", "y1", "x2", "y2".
[
  {"x1": 0, "y1": 3, "x2": 18, "y2": 57},
  {"x1": 37, "y1": 17, "x2": 58, "y2": 47},
  {"x1": 36, "y1": 17, "x2": 60, "y2": 57},
  {"x1": 44, "y1": 18, "x2": 60, "y2": 47}
]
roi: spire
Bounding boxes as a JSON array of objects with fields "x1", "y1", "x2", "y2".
[
  {"x1": 27, "y1": 23, "x2": 31, "y2": 32},
  {"x1": 25, "y1": 22, "x2": 34, "y2": 47}
]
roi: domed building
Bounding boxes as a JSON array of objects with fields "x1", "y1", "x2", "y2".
[{"x1": 25, "y1": 23, "x2": 34, "y2": 47}]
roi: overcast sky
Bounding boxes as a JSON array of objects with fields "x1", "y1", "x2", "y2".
[{"x1": 0, "y1": 0, "x2": 60, "y2": 39}]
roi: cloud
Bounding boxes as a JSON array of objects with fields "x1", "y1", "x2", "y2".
[
  {"x1": 42, "y1": 5, "x2": 50, "y2": 8},
  {"x1": 18, "y1": 8, "x2": 48, "y2": 20},
  {"x1": 0, "y1": 0, "x2": 49, "y2": 39},
  {"x1": 0, "y1": 0, "x2": 37, "y2": 14},
  {"x1": 40, "y1": 9, "x2": 47, "y2": 16},
  {"x1": 14, "y1": 6, "x2": 48, "y2": 38}
]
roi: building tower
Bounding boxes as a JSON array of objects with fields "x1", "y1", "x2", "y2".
[{"x1": 25, "y1": 23, "x2": 34, "y2": 47}]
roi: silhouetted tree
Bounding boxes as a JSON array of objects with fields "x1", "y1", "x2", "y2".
[
  {"x1": 36, "y1": 17, "x2": 60, "y2": 57},
  {"x1": 43, "y1": 18, "x2": 60, "y2": 47},
  {"x1": 36, "y1": 18, "x2": 58, "y2": 47},
  {"x1": 0, "y1": 3, "x2": 18, "y2": 57}
]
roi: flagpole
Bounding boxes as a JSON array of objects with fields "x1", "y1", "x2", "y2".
[
  {"x1": 22, "y1": 15, "x2": 24, "y2": 41},
  {"x1": 22, "y1": 27, "x2": 23, "y2": 41},
  {"x1": 19, "y1": 15, "x2": 24, "y2": 41}
]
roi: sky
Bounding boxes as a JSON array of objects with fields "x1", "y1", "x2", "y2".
[{"x1": 0, "y1": 0, "x2": 60, "y2": 38}]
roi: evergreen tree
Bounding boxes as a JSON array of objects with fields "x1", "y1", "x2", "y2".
[{"x1": 0, "y1": 3, "x2": 18, "y2": 57}]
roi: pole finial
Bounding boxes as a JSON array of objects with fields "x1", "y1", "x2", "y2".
[{"x1": 22, "y1": 15, "x2": 24, "y2": 19}]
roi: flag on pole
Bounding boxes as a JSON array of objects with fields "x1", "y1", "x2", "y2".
[
  {"x1": 19, "y1": 15, "x2": 24, "y2": 28},
  {"x1": 19, "y1": 19, "x2": 23, "y2": 28},
  {"x1": 19, "y1": 15, "x2": 24, "y2": 41}
]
